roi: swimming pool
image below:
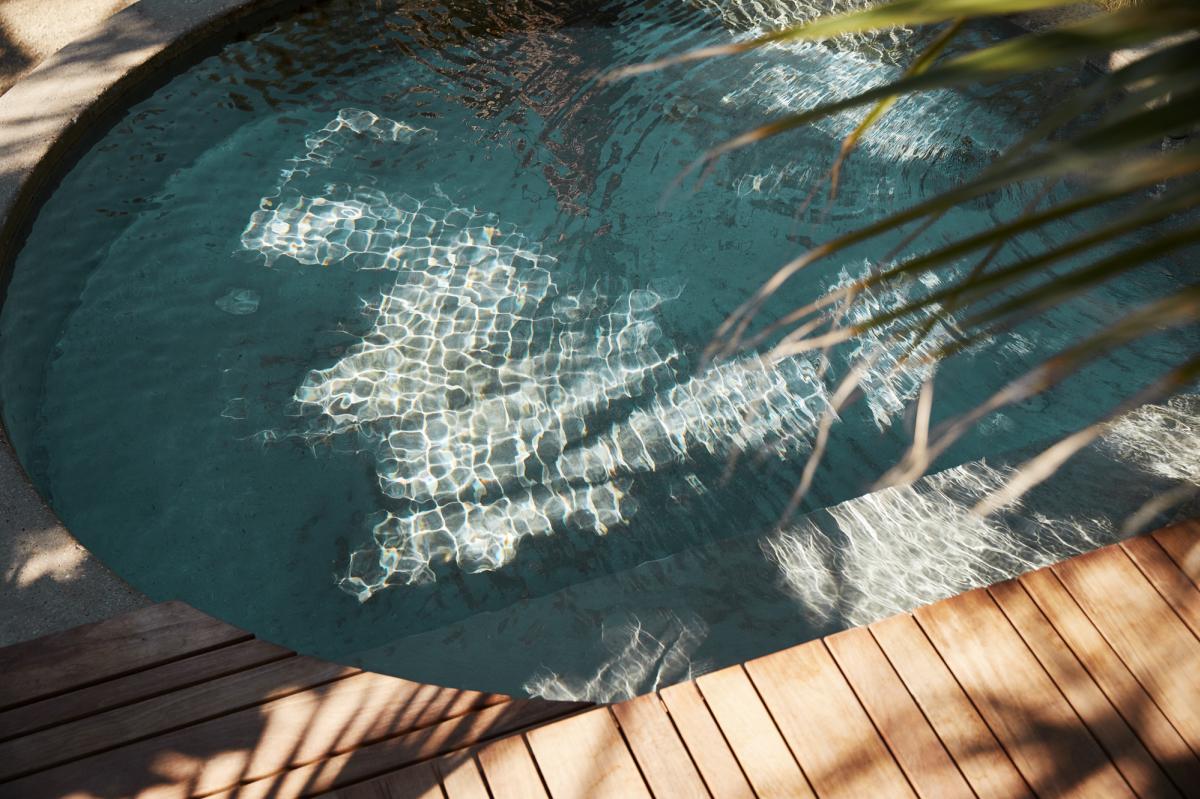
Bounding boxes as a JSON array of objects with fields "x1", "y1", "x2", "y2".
[{"x1": 1, "y1": 0, "x2": 1195, "y2": 698}]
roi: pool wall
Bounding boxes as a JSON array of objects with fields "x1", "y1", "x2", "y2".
[{"x1": 0, "y1": 0, "x2": 314, "y2": 645}]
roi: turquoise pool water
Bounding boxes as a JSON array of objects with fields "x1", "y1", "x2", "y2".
[{"x1": 1, "y1": 0, "x2": 1195, "y2": 697}]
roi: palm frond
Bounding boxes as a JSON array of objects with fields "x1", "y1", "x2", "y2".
[
  {"x1": 608, "y1": 0, "x2": 1088, "y2": 79},
  {"x1": 631, "y1": 0, "x2": 1200, "y2": 510}
]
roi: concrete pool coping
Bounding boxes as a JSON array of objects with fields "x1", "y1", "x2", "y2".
[
  {"x1": 0, "y1": 0, "x2": 139, "y2": 96},
  {"x1": 0, "y1": 0, "x2": 313, "y2": 646}
]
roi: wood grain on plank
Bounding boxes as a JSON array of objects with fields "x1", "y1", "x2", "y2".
[
  {"x1": 869, "y1": 614, "x2": 1031, "y2": 799},
  {"x1": 1122, "y1": 537, "x2": 1200, "y2": 639},
  {"x1": 695, "y1": 665, "x2": 813, "y2": 799},
  {"x1": 825, "y1": 627, "x2": 973, "y2": 799},
  {"x1": 0, "y1": 637, "x2": 291, "y2": 742},
  {"x1": 610, "y1": 694, "x2": 709, "y2": 798},
  {"x1": 0, "y1": 601, "x2": 247, "y2": 709},
  {"x1": 476, "y1": 734, "x2": 549, "y2": 799},
  {"x1": 990, "y1": 579, "x2": 1181, "y2": 798},
  {"x1": 7, "y1": 523, "x2": 1199, "y2": 799},
  {"x1": 152, "y1": 700, "x2": 578, "y2": 799},
  {"x1": 1053, "y1": 546, "x2": 1200, "y2": 755},
  {"x1": 1154, "y1": 520, "x2": 1200, "y2": 587},
  {"x1": 0, "y1": 653, "x2": 356, "y2": 781},
  {"x1": 659, "y1": 680, "x2": 755, "y2": 799},
  {"x1": 1020, "y1": 566, "x2": 1200, "y2": 798},
  {"x1": 5, "y1": 673, "x2": 509, "y2": 798},
  {"x1": 526, "y1": 707, "x2": 650, "y2": 799},
  {"x1": 916, "y1": 588, "x2": 1134, "y2": 798},
  {"x1": 744, "y1": 639, "x2": 916, "y2": 799},
  {"x1": 437, "y1": 752, "x2": 489, "y2": 799},
  {"x1": 327, "y1": 760, "x2": 444, "y2": 799}
]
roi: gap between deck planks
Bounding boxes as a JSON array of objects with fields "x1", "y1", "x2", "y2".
[{"x1": 1, "y1": 519, "x2": 1197, "y2": 798}]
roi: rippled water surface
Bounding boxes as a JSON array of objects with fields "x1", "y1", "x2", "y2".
[{"x1": 2, "y1": 0, "x2": 1196, "y2": 696}]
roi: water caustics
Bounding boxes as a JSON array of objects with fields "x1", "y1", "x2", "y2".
[
  {"x1": 763, "y1": 393, "x2": 1200, "y2": 630},
  {"x1": 523, "y1": 610, "x2": 709, "y2": 702},
  {"x1": 242, "y1": 108, "x2": 947, "y2": 598},
  {"x1": 761, "y1": 460, "x2": 1107, "y2": 628},
  {"x1": 5, "y1": 0, "x2": 1195, "y2": 704}
]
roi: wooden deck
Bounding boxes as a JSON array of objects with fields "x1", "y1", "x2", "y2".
[{"x1": 1, "y1": 520, "x2": 1198, "y2": 798}]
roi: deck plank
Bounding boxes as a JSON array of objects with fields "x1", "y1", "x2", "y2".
[
  {"x1": 327, "y1": 760, "x2": 445, "y2": 799},
  {"x1": 1153, "y1": 521, "x2": 1200, "y2": 587},
  {"x1": 1052, "y1": 546, "x2": 1200, "y2": 756},
  {"x1": 476, "y1": 734, "x2": 549, "y2": 799},
  {"x1": 1020, "y1": 566, "x2": 1200, "y2": 798},
  {"x1": 916, "y1": 588, "x2": 1135, "y2": 797},
  {"x1": 0, "y1": 653, "x2": 357, "y2": 781},
  {"x1": 744, "y1": 639, "x2": 916, "y2": 799},
  {"x1": 436, "y1": 752, "x2": 489, "y2": 799},
  {"x1": 989, "y1": 579, "x2": 1181, "y2": 798},
  {"x1": 0, "y1": 600, "x2": 248, "y2": 710},
  {"x1": 4, "y1": 673, "x2": 510, "y2": 798},
  {"x1": 0, "y1": 638, "x2": 291, "y2": 743},
  {"x1": 825, "y1": 627, "x2": 973, "y2": 799},
  {"x1": 526, "y1": 707, "x2": 650, "y2": 799},
  {"x1": 868, "y1": 614, "x2": 1032, "y2": 799},
  {"x1": 694, "y1": 665, "x2": 813, "y2": 799},
  {"x1": 659, "y1": 680, "x2": 755, "y2": 799},
  {"x1": 610, "y1": 694, "x2": 709, "y2": 798},
  {"x1": 171, "y1": 700, "x2": 578, "y2": 799},
  {"x1": 1121, "y1": 536, "x2": 1200, "y2": 639}
]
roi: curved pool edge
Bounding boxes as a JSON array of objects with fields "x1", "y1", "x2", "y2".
[
  {"x1": 0, "y1": 0, "x2": 1187, "y2": 671},
  {"x1": 0, "y1": 0, "x2": 309, "y2": 647}
]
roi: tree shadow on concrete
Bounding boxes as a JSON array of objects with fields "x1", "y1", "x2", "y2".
[{"x1": 0, "y1": 19, "x2": 33, "y2": 97}]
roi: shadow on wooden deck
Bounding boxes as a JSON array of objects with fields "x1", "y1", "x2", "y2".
[
  {"x1": 0, "y1": 600, "x2": 585, "y2": 798},
  {"x1": 0, "y1": 519, "x2": 1197, "y2": 798}
]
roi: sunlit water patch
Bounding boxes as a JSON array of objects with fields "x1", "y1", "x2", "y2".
[
  {"x1": 238, "y1": 105, "x2": 955, "y2": 595},
  {"x1": 1, "y1": 0, "x2": 1194, "y2": 697}
]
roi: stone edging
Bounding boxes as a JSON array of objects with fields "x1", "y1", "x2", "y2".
[{"x1": 0, "y1": 0, "x2": 306, "y2": 645}]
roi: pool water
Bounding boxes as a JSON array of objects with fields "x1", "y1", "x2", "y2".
[{"x1": 2, "y1": 0, "x2": 1196, "y2": 698}]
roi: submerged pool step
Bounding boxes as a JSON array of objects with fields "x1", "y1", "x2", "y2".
[{"x1": 333, "y1": 395, "x2": 1200, "y2": 701}]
